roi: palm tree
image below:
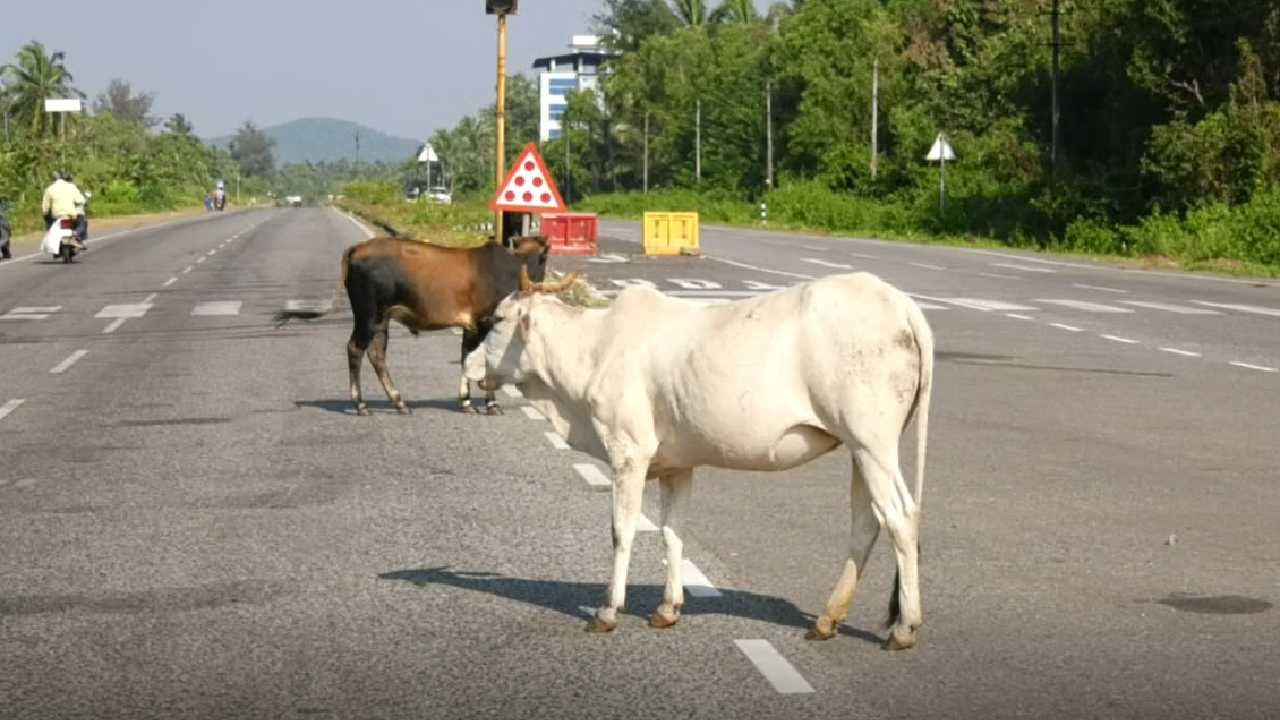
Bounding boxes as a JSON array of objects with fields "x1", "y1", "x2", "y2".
[
  {"x1": 0, "y1": 41, "x2": 83, "y2": 137},
  {"x1": 710, "y1": 0, "x2": 761, "y2": 24},
  {"x1": 671, "y1": 0, "x2": 710, "y2": 26}
]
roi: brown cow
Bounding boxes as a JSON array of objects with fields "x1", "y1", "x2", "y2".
[{"x1": 275, "y1": 235, "x2": 552, "y2": 416}]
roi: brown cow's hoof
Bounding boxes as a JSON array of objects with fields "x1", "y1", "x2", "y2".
[
  {"x1": 883, "y1": 625, "x2": 918, "y2": 651},
  {"x1": 649, "y1": 603, "x2": 682, "y2": 629},
  {"x1": 587, "y1": 608, "x2": 618, "y2": 633},
  {"x1": 804, "y1": 616, "x2": 839, "y2": 641}
]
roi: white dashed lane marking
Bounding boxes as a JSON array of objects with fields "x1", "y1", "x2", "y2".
[
  {"x1": 735, "y1": 640, "x2": 815, "y2": 695},
  {"x1": 1122, "y1": 301, "x2": 1219, "y2": 315},
  {"x1": 1050, "y1": 323, "x2": 1084, "y2": 332},
  {"x1": 49, "y1": 349, "x2": 88, "y2": 375},
  {"x1": 635, "y1": 514, "x2": 659, "y2": 532},
  {"x1": 521, "y1": 406, "x2": 545, "y2": 420},
  {"x1": 102, "y1": 318, "x2": 128, "y2": 334},
  {"x1": 196, "y1": 256, "x2": 206, "y2": 264},
  {"x1": 182, "y1": 266, "x2": 194, "y2": 274},
  {"x1": 162, "y1": 277, "x2": 177, "y2": 287},
  {"x1": 1161, "y1": 347, "x2": 1201, "y2": 357},
  {"x1": 207, "y1": 249, "x2": 217, "y2": 256},
  {"x1": 1193, "y1": 301, "x2": 1280, "y2": 317},
  {"x1": 801, "y1": 258, "x2": 854, "y2": 270},
  {"x1": 1036, "y1": 299, "x2": 1133, "y2": 314},
  {"x1": 682, "y1": 559, "x2": 723, "y2": 598},
  {"x1": 910, "y1": 262, "x2": 946, "y2": 271},
  {"x1": 1, "y1": 306, "x2": 61, "y2": 321},
  {"x1": 544, "y1": 432, "x2": 570, "y2": 450},
  {"x1": 1101, "y1": 334, "x2": 1140, "y2": 345},
  {"x1": 502, "y1": 385, "x2": 523, "y2": 399},
  {"x1": 1229, "y1": 361, "x2": 1278, "y2": 373},
  {"x1": 1005, "y1": 313, "x2": 1035, "y2": 320},
  {"x1": 946, "y1": 299, "x2": 1038, "y2": 312},
  {"x1": 191, "y1": 301, "x2": 242, "y2": 316},
  {"x1": 1073, "y1": 283, "x2": 1129, "y2": 294},
  {"x1": 0, "y1": 399, "x2": 25, "y2": 422},
  {"x1": 991, "y1": 262, "x2": 1056, "y2": 274},
  {"x1": 573, "y1": 463, "x2": 612, "y2": 489}
]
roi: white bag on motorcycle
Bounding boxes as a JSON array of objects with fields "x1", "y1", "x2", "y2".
[{"x1": 41, "y1": 223, "x2": 63, "y2": 256}]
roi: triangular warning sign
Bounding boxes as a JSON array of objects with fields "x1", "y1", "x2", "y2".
[{"x1": 489, "y1": 143, "x2": 567, "y2": 214}]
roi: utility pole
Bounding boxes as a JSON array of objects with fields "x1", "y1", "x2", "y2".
[
  {"x1": 1050, "y1": 0, "x2": 1061, "y2": 191},
  {"x1": 870, "y1": 59, "x2": 879, "y2": 180},
  {"x1": 643, "y1": 110, "x2": 650, "y2": 194},
  {"x1": 354, "y1": 130, "x2": 361, "y2": 177},
  {"x1": 765, "y1": 80, "x2": 774, "y2": 190},
  {"x1": 695, "y1": 98, "x2": 702, "y2": 183}
]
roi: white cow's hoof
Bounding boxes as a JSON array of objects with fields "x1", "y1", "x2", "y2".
[
  {"x1": 587, "y1": 608, "x2": 618, "y2": 633},
  {"x1": 883, "y1": 625, "x2": 918, "y2": 651},
  {"x1": 804, "y1": 616, "x2": 839, "y2": 641},
  {"x1": 649, "y1": 603, "x2": 682, "y2": 629}
]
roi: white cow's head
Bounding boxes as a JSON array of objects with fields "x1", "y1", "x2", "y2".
[{"x1": 467, "y1": 267, "x2": 579, "y2": 392}]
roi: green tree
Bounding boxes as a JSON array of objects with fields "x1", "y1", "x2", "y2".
[
  {"x1": 229, "y1": 121, "x2": 276, "y2": 178},
  {"x1": 92, "y1": 78, "x2": 157, "y2": 128},
  {"x1": 594, "y1": 0, "x2": 680, "y2": 51},
  {"x1": 164, "y1": 113, "x2": 194, "y2": 137},
  {"x1": 0, "y1": 41, "x2": 83, "y2": 137}
]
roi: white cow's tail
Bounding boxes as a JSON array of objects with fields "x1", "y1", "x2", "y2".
[{"x1": 905, "y1": 298, "x2": 933, "y2": 507}]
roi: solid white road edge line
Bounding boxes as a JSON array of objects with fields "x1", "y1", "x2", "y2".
[
  {"x1": 734, "y1": 639, "x2": 816, "y2": 695},
  {"x1": 49, "y1": 349, "x2": 88, "y2": 375}
]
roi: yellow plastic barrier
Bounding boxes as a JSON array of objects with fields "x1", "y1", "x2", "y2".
[{"x1": 642, "y1": 212, "x2": 700, "y2": 256}]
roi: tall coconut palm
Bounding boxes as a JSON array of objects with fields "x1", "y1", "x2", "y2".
[
  {"x1": 710, "y1": 0, "x2": 761, "y2": 25},
  {"x1": 0, "y1": 41, "x2": 83, "y2": 137},
  {"x1": 671, "y1": 0, "x2": 710, "y2": 26}
]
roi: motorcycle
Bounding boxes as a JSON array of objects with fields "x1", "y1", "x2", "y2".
[
  {"x1": 0, "y1": 201, "x2": 12, "y2": 260},
  {"x1": 213, "y1": 187, "x2": 226, "y2": 211},
  {"x1": 42, "y1": 192, "x2": 90, "y2": 264}
]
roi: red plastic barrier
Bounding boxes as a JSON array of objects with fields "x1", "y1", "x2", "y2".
[{"x1": 540, "y1": 213, "x2": 598, "y2": 256}]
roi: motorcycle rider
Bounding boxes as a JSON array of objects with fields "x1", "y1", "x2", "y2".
[{"x1": 41, "y1": 170, "x2": 87, "y2": 250}]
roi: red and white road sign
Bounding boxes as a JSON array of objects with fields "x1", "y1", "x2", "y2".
[{"x1": 489, "y1": 143, "x2": 566, "y2": 214}]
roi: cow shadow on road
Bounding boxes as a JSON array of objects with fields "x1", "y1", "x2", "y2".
[
  {"x1": 294, "y1": 399, "x2": 468, "y2": 416},
  {"x1": 378, "y1": 566, "x2": 884, "y2": 645}
]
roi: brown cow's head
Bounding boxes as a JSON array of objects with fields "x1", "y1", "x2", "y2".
[{"x1": 511, "y1": 235, "x2": 550, "y2": 283}]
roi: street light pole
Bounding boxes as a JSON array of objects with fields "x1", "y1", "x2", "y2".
[{"x1": 494, "y1": 12, "x2": 508, "y2": 242}]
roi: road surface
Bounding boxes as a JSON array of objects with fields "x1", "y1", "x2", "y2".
[{"x1": 1, "y1": 209, "x2": 1276, "y2": 719}]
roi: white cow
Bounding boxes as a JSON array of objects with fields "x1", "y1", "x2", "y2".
[{"x1": 470, "y1": 268, "x2": 934, "y2": 650}]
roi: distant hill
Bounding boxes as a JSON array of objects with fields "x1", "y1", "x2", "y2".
[{"x1": 209, "y1": 118, "x2": 422, "y2": 166}]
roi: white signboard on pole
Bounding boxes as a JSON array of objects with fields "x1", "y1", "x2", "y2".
[
  {"x1": 925, "y1": 133, "x2": 955, "y2": 213},
  {"x1": 44, "y1": 98, "x2": 82, "y2": 113}
]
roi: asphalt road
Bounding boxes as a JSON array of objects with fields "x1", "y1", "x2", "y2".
[{"x1": 1, "y1": 209, "x2": 1276, "y2": 719}]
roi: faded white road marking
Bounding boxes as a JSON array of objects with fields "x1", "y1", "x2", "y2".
[
  {"x1": 49, "y1": 349, "x2": 88, "y2": 375},
  {"x1": 946, "y1": 298, "x2": 1038, "y2": 312},
  {"x1": 742, "y1": 280, "x2": 787, "y2": 291},
  {"x1": 1050, "y1": 322, "x2": 1083, "y2": 332},
  {"x1": 0, "y1": 399, "x2": 25, "y2": 422},
  {"x1": 1161, "y1": 347, "x2": 1201, "y2": 358},
  {"x1": 191, "y1": 301, "x2": 242, "y2": 316},
  {"x1": 992, "y1": 262, "x2": 1056, "y2": 274},
  {"x1": 162, "y1": 277, "x2": 177, "y2": 287},
  {"x1": 1122, "y1": 301, "x2": 1219, "y2": 315},
  {"x1": 102, "y1": 318, "x2": 128, "y2": 334},
  {"x1": 1036, "y1": 299, "x2": 1133, "y2": 314},
  {"x1": 544, "y1": 432, "x2": 570, "y2": 450},
  {"x1": 1073, "y1": 283, "x2": 1129, "y2": 294},
  {"x1": 207, "y1": 249, "x2": 217, "y2": 256},
  {"x1": 682, "y1": 559, "x2": 723, "y2": 598},
  {"x1": 976, "y1": 271, "x2": 1018, "y2": 280},
  {"x1": 600, "y1": 289, "x2": 765, "y2": 299},
  {"x1": 849, "y1": 252, "x2": 879, "y2": 260},
  {"x1": 1193, "y1": 300, "x2": 1280, "y2": 317},
  {"x1": 910, "y1": 262, "x2": 946, "y2": 271},
  {"x1": 735, "y1": 640, "x2": 815, "y2": 695},
  {"x1": 1, "y1": 306, "x2": 61, "y2": 321},
  {"x1": 96, "y1": 303, "x2": 151, "y2": 319},
  {"x1": 501, "y1": 385, "x2": 523, "y2": 399},
  {"x1": 1229, "y1": 361, "x2": 1278, "y2": 373},
  {"x1": 802, "y1": 258, "x2": 854, "y2": 270},
  {"x1": 340, "y1": 210, "x2": 376, "y2": 239},
  {"x1": 609, "y1": 278, "x2": 659, "y2": 289},
  {"x1": 143, "y1": 293, "x2": 157, "y2": 304},
  {"x1": 915, "y1": 302, "x2": 948, "y2": 310},
  {"x1": 668, "y1": 278, "x2": 723, "y2": 290},
  {"x1": 195, "y1": 256, "x2": 206, "y2": 264},
  {"x1": 587, "y1": 253, "x2": 628, "y2": 264},
  {"x1": 636, "y1": 514, "x2": 659, "y2": 532},
  {"x1": 709, "y1": 256, "x2": 816, "y2": 281},
  {"x1": 1005, "y1": 313, "x2": 1035, "y2": 320},
  {"x1": 182, "y1": 266, "x2": 193, "y2": 274},
  {"x1": 573, "y1": 463, "x2": 612, "y2": 489},
  {"x1": 1101, "y1": 334, "x2": 1139, "y2": 344},
  {"x1": 285, "y1": 299, "x2": 332, "y2": 313},
  {"x1": 521, "y1": 406, "x2": 545, "y2": 420}
]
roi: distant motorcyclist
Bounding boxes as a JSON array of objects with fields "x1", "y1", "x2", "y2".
[{"x1": 41, "y1": 170, "x2": 87, "y2": 250}]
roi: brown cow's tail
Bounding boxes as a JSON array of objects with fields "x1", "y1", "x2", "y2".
[
  {"x1": 272, "y1": 245, "x2": 357, "y2": 327},
  {"x1": 888, "y1": 295, "x2": 934, "y2": 630}
]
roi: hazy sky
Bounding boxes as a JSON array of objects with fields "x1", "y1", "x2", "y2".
[{"x1": 1, "y1": 0, "x2": 769, "y2": 141}]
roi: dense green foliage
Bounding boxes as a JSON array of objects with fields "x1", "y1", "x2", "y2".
[
  {"x1": 337, "y1": 180, "x2": 494, "y2": 247},
  {"x1": 558, "y1": 0, "x2": 1280, "y2": 272}
]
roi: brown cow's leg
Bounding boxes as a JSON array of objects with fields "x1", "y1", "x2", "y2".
[
  {"x1": 347, "y1": 335, "x2": 370, "y2": 417},
  {"x1": 368, "y1": 323, "x2": 410, "y2": 415}
]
